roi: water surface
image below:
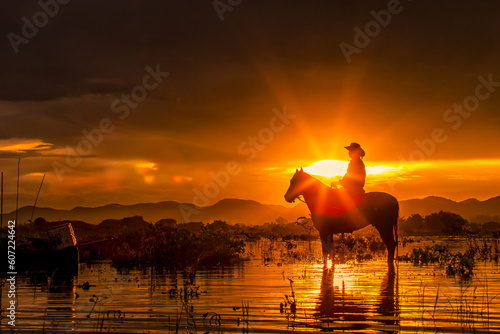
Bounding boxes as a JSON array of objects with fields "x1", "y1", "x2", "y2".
[{"x1": 1, "y1": 237, "x2": 500, "y2": 333}]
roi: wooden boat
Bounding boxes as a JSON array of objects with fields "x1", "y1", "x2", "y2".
[{"x1": 16, "y1": 223, "x2": 79, "y2": 275}]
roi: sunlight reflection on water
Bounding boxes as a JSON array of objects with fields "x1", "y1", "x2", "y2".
[{"x1": 2, "y1": 236, "x2": 500, "y2": 333}]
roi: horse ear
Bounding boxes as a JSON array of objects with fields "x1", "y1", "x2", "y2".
[
  {"x1": 295, "y1": 169, "x2": 298, "y2": 172},
  {"x1": 300, "y1": 167, "x2": 303, "y2": 172}
]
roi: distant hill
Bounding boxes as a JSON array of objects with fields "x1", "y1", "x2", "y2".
[
  {"x1": 399, "y1": 196, "x2": 500, "y2": 220},
  {"x1": 6, "y1": 195, "x2": 500, "y2": 226},
  {"x1": 6, "y1": 198, "x2": 308, "y2": 225},
  {"x1": 17, "y1": 216, "x2": 151, "y2": 244}
]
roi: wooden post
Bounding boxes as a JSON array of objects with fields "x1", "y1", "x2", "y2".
[
  {"x1": 0, "y1": 171, "x2": 3, "y2": 312},
  {"x1": 15, "y1": 158, "x2": 20, "y2": 224},
  {"x1": 1, "y1": 171, "x2": 3, "y2": 235},
  {"x1": 30, "y1": 174, "x2": 45, "y2": 223}
]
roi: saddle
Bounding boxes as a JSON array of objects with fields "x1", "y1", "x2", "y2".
[{"x1": 310, "y1": 187, "x2": 365, "y2": 217}]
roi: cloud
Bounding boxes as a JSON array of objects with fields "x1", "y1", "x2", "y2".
[{"x1": 0, "y1": 139, "x2": 52, "y2": 153}]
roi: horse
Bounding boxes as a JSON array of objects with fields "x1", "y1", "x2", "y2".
[{"x1": 284, "y1": 168, "x2": 399, "y2": 272}]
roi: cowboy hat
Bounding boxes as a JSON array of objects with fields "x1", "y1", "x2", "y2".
[{"x1": 345, "y1": 142, "x2": 365, "y2": 157}]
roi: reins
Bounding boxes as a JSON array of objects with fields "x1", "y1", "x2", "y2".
[{"x1": 296, "y1": 195, "x2": 306, "y2": 203}]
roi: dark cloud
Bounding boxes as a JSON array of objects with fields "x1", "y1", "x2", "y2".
[
  {"x1": 1, "y1": 1, "x2": 500, "y2": 209},
  {"x1": 1, "y1": 1, "x2": 497, "y2": 101}
]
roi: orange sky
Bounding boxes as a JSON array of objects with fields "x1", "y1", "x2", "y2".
[{"x1": 0, "y1": 2, "x2": 499, "y2": 212}]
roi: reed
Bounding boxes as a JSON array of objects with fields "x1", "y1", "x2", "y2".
[
  {"x1": 101, "y1": 225, "x2": 245, "y2": 270},
  {"x1": 399, "y1": 236, "x2": 500, "y2": 279},
  {"x1": 280, "y1": 278, "x2": 297, "y2": 315},
  {"x1": 202, "y1": 312, "x2": 222, "y2": 333},
  {"x1": 417, "y1": 274, "x2": 498, "y2": 332},
  {"x1": 241, "y1": 299, "x2": 250, "y2": 332}
]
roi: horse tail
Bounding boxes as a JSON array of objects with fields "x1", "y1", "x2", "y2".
[
  {"x1": 395, "y1": 217, "x2": 399, "y2": 259},
  {"x1": 395, "y1": 204, "x2": 399, "y2": 260}
]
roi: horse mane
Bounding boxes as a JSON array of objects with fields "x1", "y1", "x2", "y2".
[{"x1": 299, "y1": 171, "x2": 332, "y2": 191}]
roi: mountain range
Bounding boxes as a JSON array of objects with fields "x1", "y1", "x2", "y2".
[{"x1": 5, "y1": 195, "x2": 500, "y2": 226}]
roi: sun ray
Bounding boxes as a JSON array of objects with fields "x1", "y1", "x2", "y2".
[{"x1": 303, "y1": 159, "x2": 401, "y2": 180}]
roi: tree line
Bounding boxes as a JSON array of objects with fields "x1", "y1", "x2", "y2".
[{"x1": 399, "y1": 211, "x2": 500, "y2": 235}]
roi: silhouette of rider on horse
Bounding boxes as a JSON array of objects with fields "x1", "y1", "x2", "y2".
[
  {"x1": 332, "y1": 142, "x2": 366, "y2": 207},
  {"x1": 284, "y1": 142, "x2": 398, "y2": 272}
]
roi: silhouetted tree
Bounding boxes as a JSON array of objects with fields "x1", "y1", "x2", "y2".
[
  {"x1": 440, "y1": 212, "x2": 467, "y2": 233},
  {"x1": 275, "y1": 216, "x2": 288, "y2": 225},
  {"x1": 471, "y1": 214, "x2": 500, "y2": 224},
  {"x1": 400, "y1": 214, "x2": 424, "y2": 234},
  {"x1": 464, "y1": 222, "x2": 481, "y2": 234},
  {"x1": 482, "y1": 221, "x2": 500, "y2": 234},
  {"x1": 155, "y1": 218, "x2": 177, "y2": 228},
  {"x1": 34, "y1": 217, "x2": 48, "y2": 225},
  {"x1": 295, "y1": 216, "x2": 315, "y2": 250},
  {"x1": 206, "y1": 220, "x2": 229, "y2": 232},
  {"x1": 424, "y1": 211, "x2": 467, "y2": 234}
]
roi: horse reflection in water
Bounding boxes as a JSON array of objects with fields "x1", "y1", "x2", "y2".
[
  {"x1": 284, "y1": 169, "x2": 399, "y2": 273},
  {"x1": 314, "y1": 268, "x2": 399, "y2": 333}
]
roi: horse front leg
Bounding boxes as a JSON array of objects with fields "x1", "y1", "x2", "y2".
[{"x1": 320, "y1": 233, "x2": 334, "y2": 269}]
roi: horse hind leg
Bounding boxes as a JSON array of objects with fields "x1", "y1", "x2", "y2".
[
  {"x1": 320, "y1": 233, "x2": 334, "y2": 268},
  {"x1": 375, "y1": 225, "x2": 397, "y2": 273}
]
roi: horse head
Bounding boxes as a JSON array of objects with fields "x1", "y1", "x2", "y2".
[{"x1": 284, "y1": 168, "x2": 314, "y2": 203}]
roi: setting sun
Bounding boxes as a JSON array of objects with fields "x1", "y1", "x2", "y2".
[
  {"x1": 303, "y1": 160, "x2": 399, "y2": 179},
  {"x1": 304, "y1": 160, "x2": 348, "y2": 178}
]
